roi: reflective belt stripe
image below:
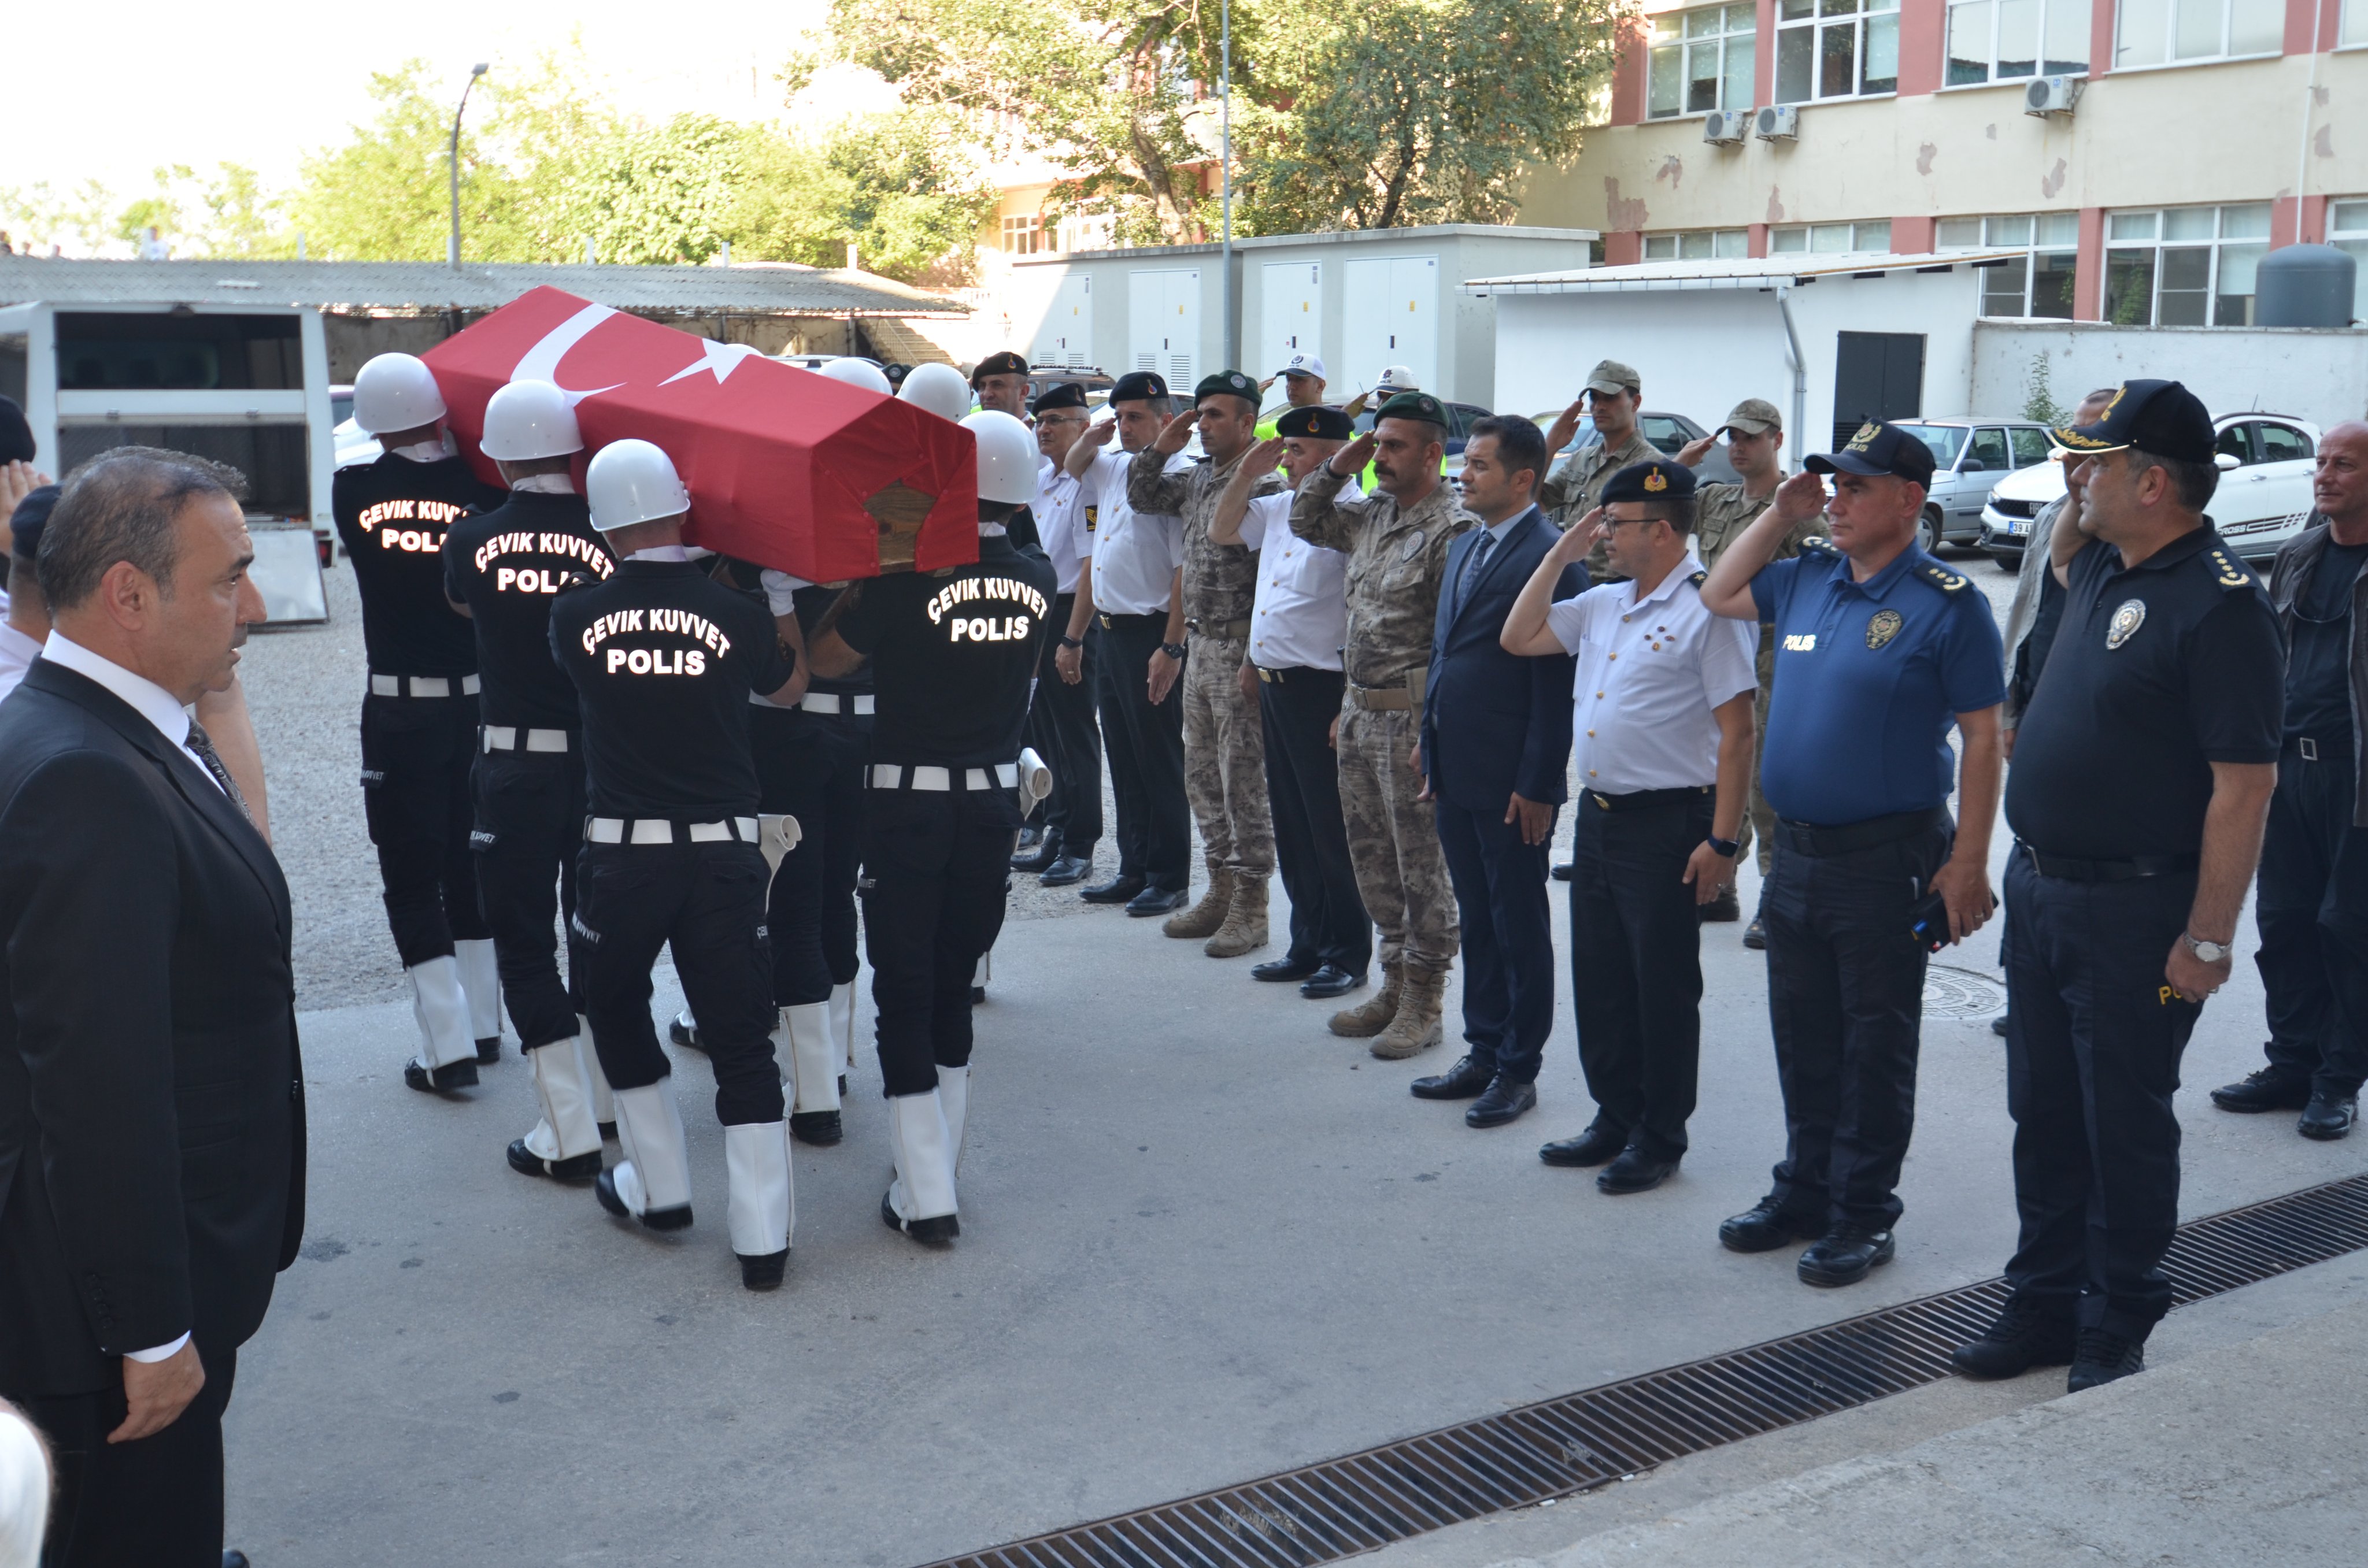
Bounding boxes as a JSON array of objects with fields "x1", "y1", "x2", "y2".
[
  {"x1": 372, "y1": 673, "x2": 482, "y2": 698},
  {"x1": 484, "y1": 726, "x2": 573, "y2": 753},
  {"x1": 868, "y1": 762, "x2": 1019, "y2": 792},
  {"x1": 799, "y1": 692, "x2": 877, "y2": 716},
  {"x1": 586, "y1": 817, "x2": 759, "y2": 845}
]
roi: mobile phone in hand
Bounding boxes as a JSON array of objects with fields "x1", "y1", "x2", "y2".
[{"x1": 1908, "y1": 889, "x2": 1952, "y2": 952}]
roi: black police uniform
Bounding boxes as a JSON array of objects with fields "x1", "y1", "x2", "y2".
[
  {"x1": 441, "y1": 486, "x2": 617, "y2": 1056},
  {"x1": 2003, "y1": 521, "x2": 2282, "y2": 1348},
  {"x1": 832, "y1": 534, "x2": 1056, "y2": 1095},
  {"x1": 332, "y1": 448, "x2": 504, "y2": 980},
  {"x1": 549, "y1": 558, "x2": 794, "y2": 1124}
]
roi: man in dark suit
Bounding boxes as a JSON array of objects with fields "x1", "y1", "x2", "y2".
[
  {"x1": 0, "y1": 448, "x2": 302, "y2": 1567},
  {"x1": 1411, "y1": 417, "x2": 1581, "y2": 1128}
]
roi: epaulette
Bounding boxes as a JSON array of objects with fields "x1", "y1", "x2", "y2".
[
  {"x1": 1916, "y1": 559, "x2": 1971, "y2": 594},
  {"x1": 1799, "y1": 535, "x2": 1841, "y2": 559},
  {"x1": 2206, "y1": 544, "x2": 2260, "y2": 592},
  {"x1": 1688, "y1": 569, "x2": 1707, "y2": 587},
  {"x1": 556, "y1": 570, "x2": 599, "y2": 594}
]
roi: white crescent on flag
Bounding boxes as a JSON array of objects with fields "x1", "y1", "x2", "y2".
[{"x1": 510, "y1": 301, "x2": 628, "y2": 404}]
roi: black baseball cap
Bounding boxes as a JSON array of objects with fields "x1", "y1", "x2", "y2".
[
  {"x1": 2052, "y1": 379, "x2": 2217, "y2": 464},
  {"x1": 1274, "y1": 405, "x2": 1353, "y2": 441},
  {"x1": 1807, "y1": 421, "x2": 1937, "y2": 486},
  {"x1": 1600, "y1": 459, "x2": 1697, "y2": 505},
  {"x1": 1195, "y1": 369, "x2": 1259, "y2": 405},
  {"x1": 1030, "y1": 381, "x2": 1089, "y2": 417},
  {"x1": 971, "y1": 350, "x2": 1028, "y2": 387},
  {"x1": 1375, "y1": 391, "x2": 1448, "y2": 428},
  {"x1": 1109, "y1": 370, "x2": 1170, "y2": 404}
]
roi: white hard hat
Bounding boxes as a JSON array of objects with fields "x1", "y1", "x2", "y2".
[
  {"x1": 586, "y1": 439, "x2": 691, "y2": 533},
  {"x1": 480, "y1": 379, "x2": 583, "y2": 461},
  {"x1": 1277, "y1": 352, "x2": 1327, "y2": 381},
  {"x1": 815, "y1": 358, "x2": 893, "y2": 396},
  {"x1": 898, "y1": 361, "x2": 973, "y2": 423},
  {"x1": 1374, "y1": 365, "x2": 1419, "y2": 392},
  {"x1": 961, "y1": 410, "x2": 1039, "y2": 506},
  {"x1": 352, "y1": 353, "x2": 447, "y2": 435}
]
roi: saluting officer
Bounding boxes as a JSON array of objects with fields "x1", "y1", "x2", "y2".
[
  {"x1": 1540, "y1": 361, "x2": 1659, "y2": 559},
  {"x1": 552, "y1": 439, "x2": 805, "y2": 1291},
  {"x1": 1699, "y1": 420, "x2": 2004, "y2": 1288},
  {"x1": 1953, "y1": 381, "x2": 2282, "y2": 1392},
  {"x1": 1255, "y1": 351, "x2": 1327, "y2": 440},
  {"x1": 805, "y1": 411, "x2": 1057, "y2": 1245},
  {"x1": 1131, "y1": 370, "x2": 1284, "y2": 957},
  {"x1": 1013, "y1": 379, "x2": 1102, "y2": 887},
  {"x1": 1291, "y1": 390, "x2": 1476, "y2": 1058},
  {"x1": 440, "y1": 379, "x2": 619, "y2": 1181},
  {"x1": 1209, "y1": 406, "x2": 1370, "y2": 999},
  {"x1": 334, "y1": 353, "x2": 507, "y2": 1091}
]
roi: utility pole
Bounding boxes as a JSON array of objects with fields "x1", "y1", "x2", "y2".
[
  {"x1": 1220, "y1": 0, "x2": 1237, "y2": 371},
  {"x1": 448, "y1": 62, "x2": 489, "y2": 269}
]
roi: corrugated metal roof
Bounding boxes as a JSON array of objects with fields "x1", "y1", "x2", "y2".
[
  {"x1": 0, "y1": 257, "x2": 960, "y2": 315},
  {"x1": 1462, "y1": 250, "x2": 2027, "y2": 294}
]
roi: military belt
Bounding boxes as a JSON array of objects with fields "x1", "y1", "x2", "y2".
[
  {"x1": 1345, "y1": 668, "x2": 1426, "y2": 713},
  {"x1": 1774, "y1": 806, "x2": 1948, "y2": 858},
  {"x1": 1186, "y1": 616, "x2": 1251, "y2": 641},
  {"x1": 2018, "y1": 843, "x2": 2200, "y2": 883}
]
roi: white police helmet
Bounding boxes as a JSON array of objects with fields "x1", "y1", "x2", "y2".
[
  {"x1": 961, "y1": 410, "x2": 1039, "y2": 506},
  {"x1": 586, "y1": 439, "x2": 691, "y2": 533},
  {"x1": 897, "y1": 361, "x2": 973, "y2": 423},
  {"x1": 479, "y1": 379, "x2": 584, "y2": 461},
  {"x1": 1374, "y1": 365, "x2": 1419, "y2": 393},
  {"x1": 352, "y1": 353, "x2": 447, "y2": 434},
  {"x1": 815, "y1": 358, "x2": 893, "y2": 396}
]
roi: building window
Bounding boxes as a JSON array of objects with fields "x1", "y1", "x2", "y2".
[
  {"x1": 1944, "y1": 0, "x2": 2089, "y2": 85},
  {"x1": 2347, "y1": 0, "x2": 2368, "y2": 45},
  {"x1": 2102, "y1": 205, "x2": 2272, "y2": 325},
  {"x1": 2326, "y1": 200, "x2": 2368, "y2": 323},
  {"x1": 2114, "y1": 0, "x2": 2282, "y2": 68},
  {"x1": 1058, "y1": 213, "x2": 1114, "y2": 253},
  {"x1": 1001, "y1": 215, "x2": 1045, "y2": 255},
  {"x1": 1642, "y1": 229, "x2": 1752, "y2": 260},
  {"x1": 1769, "y1": 220, "x2": 1895, "y2": 253},
  {"x1": 1935, "y1": 213, "x2": 2080, "y2": 316},
  {"x1": 1775, "y1": 0, "x2": 1900, "y2": 105},
  {"x1": 1648, "y1": 5, "x2": 1759, "y2": 118}
]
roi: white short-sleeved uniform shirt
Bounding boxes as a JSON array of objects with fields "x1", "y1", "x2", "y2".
[
  {"x1": 1548, "y1": 548, "x2": 1758, "y2": 794},
  {"x1": 1238, "y1": 483, "x2": 1358, "y2": 672},
  {"x1": 1034, "y1": 459, "x2": 1087, "y2": 595},
  {"x1": 1080, "y1": 446, "x2": 1186, "y2": 616}
]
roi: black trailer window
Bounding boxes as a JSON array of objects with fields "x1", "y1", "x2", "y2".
[{"x1": 54, "y1": 313, "x2": 304, "y2": 392}]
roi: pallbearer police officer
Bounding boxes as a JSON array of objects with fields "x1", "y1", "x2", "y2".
[
  {"x1": 806, "y1": 411, "x2": 1057, "y2": 1244},
  {"x1": 334, "y1": 353, "x2": 507, "y2": 1091},
  {"x1": 552, "y1": 439, "x2": 806, "y2": 1291},
  {"x1": 1699, "y1": 420, "x2": 2004, "y2": 1288},
  {"x1": 440, "y1": 380, "x2": 619, "y2": 1180},
  {"x1": 1953, "y1": 381, "x2": 2281, "y2": 1391}
]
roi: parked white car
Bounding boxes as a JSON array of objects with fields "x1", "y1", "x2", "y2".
[{"x1": 1977, "y1": 413, "x2": 2321, "y2": 567}]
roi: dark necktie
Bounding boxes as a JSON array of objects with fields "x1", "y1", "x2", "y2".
[
  {"x1": 184, "y1": 720, "x2": 254, "y2": 825},
  {"x1": 1459, "y1": 529, "x2": 1495, "y2": 614}
]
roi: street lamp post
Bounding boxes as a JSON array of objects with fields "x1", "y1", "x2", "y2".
[
  {"x1": 448, "y1": 62, "x2": 489, "y2": 269},
  {"x1": 1219, "y1": 0, "x2": 1236, "y2": 371}
]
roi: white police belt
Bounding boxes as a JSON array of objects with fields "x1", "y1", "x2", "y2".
[
  {"x1": 868, "y1": 763, "x2": 1019, "y2": 792},
  {"x1": 482, "y1": 726, "x2": 571, "y2": 753},
  {"x1": 801, "y1": 692, "x2": 875, "y2": 716},
  {"x1": 371, "y1": 673, "x2": 481, "y2": 699},
  {"x1": 584, "y1": 816, "x2": 760, "y2": 846}
]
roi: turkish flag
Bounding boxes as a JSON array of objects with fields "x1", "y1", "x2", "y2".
[{"x1": 422, "y1": 286, "x2": 977, "y2": 579}]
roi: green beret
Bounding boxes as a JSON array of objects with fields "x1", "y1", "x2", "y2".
[
  {"x1": 1274, "y1": 405, "x2": 1353, "y2": 441},
  {"x1": 1375, "y1": 391, "x2": 1446, "y2": 427},
  {"x1": 1196, "y1": 369, "x2": 1259, "y2": 404}
]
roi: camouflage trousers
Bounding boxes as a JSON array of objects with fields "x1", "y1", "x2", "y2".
[
  {"x1": 1182, "y1": 632, "x2": 1274, "y2": 876},
  {"x1": 1734, "y1": 632, "x2": 1778, "y2": 876},
  {"x1": 1336, "y1": 703, "x2": 1459, "y2": 981}
]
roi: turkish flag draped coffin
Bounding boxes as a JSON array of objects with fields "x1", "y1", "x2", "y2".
[{"x1": 423, "y1": 286, "x2": 978, "y2": 579}]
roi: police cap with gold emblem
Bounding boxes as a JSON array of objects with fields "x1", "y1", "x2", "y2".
[
  {"x1": 1109, "y1": 370, "x2": 1171, "y2": 404},
  {"x1": 1806, "y1": 420, "x2": 1938, "y2": 487},
  {"x1": 1274, "y1": 404, "x2": 1355, "y2": 441},
  {"x1": 2050, "y1": 378, "x2": 2217, "y2": 463},
  {"x1": 1374, "y1": 391, "x2": 1449, "y2": 428},
  {"x1": 970, "y1": 350, "x2": 1029, "y2": 387},
  {"x1": 1599, "y1": 458, "x2": 1699, "y2": 505},
  {"x1": 1029, "y1": 380, "x2": 1089, "y2": 417}
]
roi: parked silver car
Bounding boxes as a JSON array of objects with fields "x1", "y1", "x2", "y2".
[{"x1": 1892, "y1": 419, "x2": 2059, "y2": 550}]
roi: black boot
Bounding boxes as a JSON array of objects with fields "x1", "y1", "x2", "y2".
[
  {"x1": 790, "y1": 1110, "x2": 843, "y2": 1146},
  {"x1": 1950, "y1": 1292, "x2": 2077, "y2": 1378},
  {"x1": 738, "y1": 1249, "x2": 789, "y2": 1290},
  {"x1": 2066, "y1": 1326, "x2": 2145, "y2": 1392}
]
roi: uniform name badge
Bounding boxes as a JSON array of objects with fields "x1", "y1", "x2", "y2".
[
  {"x1": 2106, "y1": 598, "x2": 2147, "y2": 650},
  {"x1": 1865, "y1": 609, "x2": 1903, "y2": 649}
]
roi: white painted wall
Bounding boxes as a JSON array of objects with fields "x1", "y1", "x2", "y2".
[{"x1": 1971, "y1": 321, "x2": 2368, "y2": 432}]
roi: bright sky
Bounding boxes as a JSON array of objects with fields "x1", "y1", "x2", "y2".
[{"x1": 8, "y1": 0, "x2": 894, "y2": 197}]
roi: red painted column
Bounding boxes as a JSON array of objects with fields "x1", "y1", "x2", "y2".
[
  {"x1": 1754, "y1": 0, "x2": 1778, "y2": 107},
  {"x1": 1893, "y1": 216, "x2": 1937, "y2": 253},
  {"x1": 1748, "y1": 222, "x2": 1771, "y2": 259},
  {"x1": 1896, "y1": 0, "x2": 1945, "y2": 96},
  {"x1": 2089, "y1": 0, "x2": 2115, "y2": 76},
  {"x1": 2284, "y1": 0, "x2": 2337, "y2": 54},
  {"x1": 1605, "y1": 232, "x2": 1644, "y2": 266},
  {"x1": 1609, "y1": 14, "x2": 1650, "y2": 125},
  {"x1": 2073, "y1": 206, "x2": 2106, "y2": 320}
]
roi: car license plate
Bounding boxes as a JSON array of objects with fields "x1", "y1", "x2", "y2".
[{"x1": 2003, "y1": 516, "x2": 2027, "y2": 536}]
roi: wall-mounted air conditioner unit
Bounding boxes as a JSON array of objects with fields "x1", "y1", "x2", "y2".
[
  {"x1": 1754, "y1": 105, "x2": 1799, "y2": 143},
  {"x1": 1703, "y1": 109, "x2": 1748, "y2": 146},
  {"x1": 2024, "y1": 76, "x2": 2082, "y2": 117}
]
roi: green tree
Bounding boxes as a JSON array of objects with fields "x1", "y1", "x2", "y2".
[
  {"x1": 728, "y1": 110, "x2": 996, "y2": 282},
  {"x1": 283, "y1": 61, "x2": 526, "y2": 262},
  {"x1": 116, "y1": 164, "x2": 299, "y2": 258},
  {"x1": 0, "y1": 179, "x2": 121, "y2": 255}
]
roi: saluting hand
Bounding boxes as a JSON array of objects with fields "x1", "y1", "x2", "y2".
[
  {"x1": 1675, "y1": 433, "x2": 1718, "y2": 469},
  {"x1": 1559, "y1": 506, "x2": 1607, "y2": 564},
  {"x1": 1082, "y1": 417, "x2": 1118, "y2": 450},
  {"x1": 1331, "y1": 432, "x2": 1377, "y2": 478},
  {"x1": 1544, "y1": 397, "x2": 1587, "y2": 455},
  {"x1": 1152, "y1": 409, "x2": 1198, "y2": 456},
  {"x1": 1770, "y1": 469, "x2": 1830, "y2": 525},
  {"x1": 1245, "y1": 435, "x2": 1287, "y2": 475}
]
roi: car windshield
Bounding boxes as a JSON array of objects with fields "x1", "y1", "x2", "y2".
[{"x1": 1895, "y1": 424, "x2": 1969, "y2": 468}]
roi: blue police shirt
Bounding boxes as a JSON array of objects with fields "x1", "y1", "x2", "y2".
[{"x1": 1751, "y1": 539, "x2": 2006, "y2": 826}]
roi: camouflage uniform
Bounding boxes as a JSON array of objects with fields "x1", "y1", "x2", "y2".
[
  {"x1": 1540, "y1": 427, "x2": 1660, "y2": 579},
  {"x1": 1129, "y1": 445, "x2": 1283, "y2": 878},
  {"x1": 1290, "y1": 468, "x2": 1474, "y2": 982},
  {"x1": 1694, "y1": 476, "x2": 1814, "y2": 874}
]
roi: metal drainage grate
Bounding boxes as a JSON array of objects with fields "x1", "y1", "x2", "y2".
[{"x1": 922, "y1": 1171, "x2": 2368, "y2": 1568}]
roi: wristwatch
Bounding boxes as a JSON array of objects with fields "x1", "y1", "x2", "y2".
[
  {"x1": 2183, "y1": 932, "x2": 2232, "y2": 965},
  {"x1": 1058, "y1": 635, "x2": 1083, "y2": 650},
  {"x1": 1707, "y1": 835, "x2": 1741, "y2": 859},
  {"x1": 1160, "y1": 642, "x2": 1189, "y2": 660}
]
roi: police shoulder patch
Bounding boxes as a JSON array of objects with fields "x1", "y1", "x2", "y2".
[
  {"x1": 2207, "y1": 547, "x2": 2260, "y2": 592},
  {"x1": 1917, "y1": 561, "x2": 1970, "y2": 593},
  {"x1": 1799, "y1": 536, "x2": 1841, "y2": 559}
]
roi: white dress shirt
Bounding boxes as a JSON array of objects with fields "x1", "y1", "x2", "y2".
[
  {"x1": 1239, "y1": 484, "x2": 1356, "y2": 672},
  {"x1": 0, "y1": 617, "x2": 39, "y2": 704},
  {"x1": 1081, "y1": 446, "x2": 1185, "y2": 616},
  {"x1": 1034, "y1": 462, "x2": 1088, "y2": 595},
  {"x1": 35, "y1": 631, "x2": 219, "y2": 1364},
  {"x1": 1548, "y1": 549, "x2": 1758, "y2": 795}
]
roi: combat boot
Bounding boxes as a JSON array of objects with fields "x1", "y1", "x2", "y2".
[
  {"x1": 1329, "y1": 961, "x2": 1400, "y2": 1039},
  {"x1": 1204, "y1": 874, "x2": 1270, "y2": 958},
  {"x1": 1163, "y1": 863, "x2": 1234, "y2": 940},
  {"x1": 1370, "y1": 966, "x2": 1446, "y2": 1060}
]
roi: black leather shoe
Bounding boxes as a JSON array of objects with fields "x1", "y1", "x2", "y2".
[
  {"x1": 1464, "y1": 1074, "x2": 1537, "y2": 1128},
  {"x1": 1743, "y1": 917, "x2": 1767, "y2": 950},
  {"x1": 1597, "y1": 1147, "x2": 1679, "y2": 1194},
  {"x1": 790, "y1": 1110, "x2": 843, "y2": 1146},
  {"x1": 225, "y1": 1554, "x2": 251, "y2": 1568},
  {"x1": 1253, "y1": 954, "x2": 1321, "y2": 982},
  {"x1": 507, "y1": 1140, "x2": 602, "y2": 1183},
  {"x1": 404, "y1": 1057, "x2": 479, "y2": 1093},
  {"x1": 1797, "y1": 1224, "x2": 1896, "y2": 1287},
  {"x1": 1539, "y1": 1121, "x2": 1627, "y2": 1168},
  {"x1": 738, "y1": 1248, "x2": 789, "y2": 1290},
  {"x1": 1951, "y1": 1292, "x2": 2077, "y2": 1378},
  {"x1": 668, "y1": 1009, "x2": 705, "y2": 1052},
  {"x1": 1703, "y1": 884, "x2": 1740, "y2": 922},
  {"x1": 1719, "y1": 1195, "x2": 1818, "y2": 1252},
  {"x1": 2210, "y1": 1066, "x2": 2313, "y2": 1113},
  {"x1": 2300, "y1": 1090, "x2": 2358, "y2": 1140},
  {"x1": 1039, "y1": 855, "x2": 1093, "y2": 887},
  {"x1": 1124, "y1": 883, "x2": 1188, "y2": 917},
  {"x1": 1409, "y1": 1054, "x2": 1493, "y2": 1100},
  {"x1": 476, "y1": 1035, "x2": 503, "y2": 1064},
  {"x1": 594, "y1": 1168, "x2": 693, "y2": 1230},
  {"x1": 1990, "y1": 1014, "x2": 2010, "y2": 1038},
  {"x1": 1550, "y1": 861, "x2": 1574, "y2": 881},
  {"x1": 1081, "y1": 874, "x2": 1146, "y2": 905},
  {"x1": 880, "y1": 1189, "x2": 960, "y2": 1244},
  {"x1": 2066, "y1": 1326, "x2": 2145, "y2": 1392},
  {"x1": 1011, "y1": 833, "x2": 1061, "y2": 873},
  {"x1": 1299, "y1": 964, "x2": 1363, "y2": 999}
]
